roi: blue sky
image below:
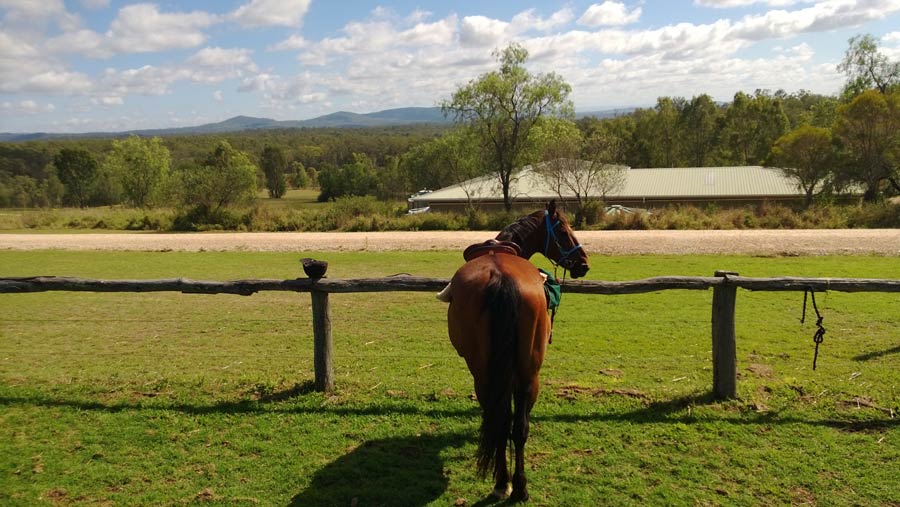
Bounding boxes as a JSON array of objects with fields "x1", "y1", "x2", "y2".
[{"x1": 1, "y1": 0, "x2": 898, "y2": 133}]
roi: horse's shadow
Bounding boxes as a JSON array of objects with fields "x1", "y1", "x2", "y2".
[{"x1": 289, "y1": 431, "x2": 469, "y2": 507}]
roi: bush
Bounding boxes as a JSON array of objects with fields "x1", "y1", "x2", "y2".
[
  {"x1": 847, "y1": 203, "x2": 900, "y2": 228},
  {"x1": 5, "y1": 201, "x2": 898, "y2": 232}
]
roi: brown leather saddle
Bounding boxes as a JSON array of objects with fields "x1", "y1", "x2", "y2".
[{"x1": 463, "y1": 239, "x2": 522, "y2": 261}]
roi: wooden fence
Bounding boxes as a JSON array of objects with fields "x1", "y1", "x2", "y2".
[{"x1": 2, "y1": 271, "x2": 899, "y2": 399}]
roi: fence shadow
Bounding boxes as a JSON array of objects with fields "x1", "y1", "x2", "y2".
[
  {"x1": 1, "y1": 390, "x2": 896, "y2": 432},
  {"x1": 853, "y1": 345, "x2": 900, "y2": 361},
  {"x1": 289, "y1": 432, "x2": 468, "y2": 507}
]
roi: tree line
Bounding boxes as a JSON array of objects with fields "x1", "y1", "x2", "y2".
[{"x1": 1, "y1": 34, "x2": 897, "y2": 221}]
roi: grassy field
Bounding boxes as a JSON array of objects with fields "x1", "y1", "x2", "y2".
[
  {"x1": 257, "y1": 189, "x2": 324, "y2": 211},
  {"x1": 1, "y1": 251, "x2": 898, "y2": 506}
]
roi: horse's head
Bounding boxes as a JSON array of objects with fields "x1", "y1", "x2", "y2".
[{"x1": 542, "y1": 201, "x2": 590, "y2": 278}]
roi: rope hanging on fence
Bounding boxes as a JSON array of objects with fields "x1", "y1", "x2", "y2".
[{"x1": 800, "y1": 289, "x2": 827, "y2": 370}]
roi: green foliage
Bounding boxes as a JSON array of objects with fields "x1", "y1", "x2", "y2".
[
  {"x1": 0, "y1": 172, "x2": 63, "y2": 207},
  {"x1": 317, "y1": 153, "x2": 378, "y2": 202},
  {"x1": 680, "y1": 94, "x2": 720, "y2": 167},
  {"x1": 833, "y1": 90, "x2": 900, "y2": 201},
  {"x1": 770, "y1": 125, "x2": 836, "y2": 206},
  {"x1": 105, "y1": 136, "x2": 171, "y2": 208},
  {"x1": 838, "y1": 33, "x2": 900, "y2": 97},
  {"x1": 54, "y1": 147, "x2": 99, "y2": 207},
  {"x1": 175, "y1": 141, "x2": 258, "y2": 225},
  {"x1": 442, "y1": 43, "x2": 573, "y2": 210},
  {"x1": 4, "y1": 202, "x2": 898, "y2": 233},
  {"x1": 399, "y1": 128, "x2": 485, "y2": 193},
  {"x1": 532, "y1": 117, "x2": 626, "y2": 226},
  {"x1": 260, "y1": 145, "x2": 287, "y2": 198},
  {"x1": 288, "y1": 160, "x2": 309, "y2": 188}
]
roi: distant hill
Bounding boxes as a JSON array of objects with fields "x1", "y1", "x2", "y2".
[
  {"x1": 0, "y1": 106, "x2": 452, "y2": 142},
  {"x1": 0, "y1": 106, "x2": 639, "y2": 142}
]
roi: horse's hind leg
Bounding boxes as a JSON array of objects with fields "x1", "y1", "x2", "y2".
[
  {"x1": 510, "y1": 377, "x2": 538, "y2": 501},
  {"x1": 492, "y1": 445, "x2": 511, "y2": 499}
]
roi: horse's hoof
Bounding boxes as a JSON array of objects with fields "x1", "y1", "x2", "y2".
[
  {"x1": 491, "y1": 483, "x2": 512, "y2": 499},
  {"x1": 509, "y1": 488, "x2": 529, "y2": 502}
]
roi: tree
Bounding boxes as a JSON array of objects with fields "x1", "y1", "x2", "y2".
[
  {"x1": 442, "y1": 43, "x2": 573, "y2": 210},
  {"x1": 751, "y1": 91, "x2": 790, "y2": 164},
  {"x1": 770, "y1": 126, "x2": 835, "y2": 207},
  {"x1": 54, "y1": 147, "x2": 99, "y2": 207},
  {"x1": 317, "y1": 153, "x2": 378, "y2": 202},
  {"x1": 838, "y1": 34, "x2": 900, "y2": 97},
  {"x1": 260, "y1": 145, "x2": 287, "y2": 198},
  {"x1": 680, "y1": 94, "x2": 720, "y2": 167},
  {"x1": 833, "y1": 90, "x2": 900, "y2": 200},
  {"x1": 289, "y1": 160, "x2": 309, "y2": 188},
  {"x1": 105, "y1": 136, "x2": 170, "y2": 208},
  {"x1": 533, "y1": 118, "x2": 627, "y2": 225},
  {"x1": 653, "y1": 97, "x2": 681, "y2": 167},
  {"x1": 179, "y1": 141, "x2": 258, "y2": 217}
]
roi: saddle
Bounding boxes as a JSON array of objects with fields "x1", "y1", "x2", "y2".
[{"x1": 463, "y1": 240, "x2": 522, "y2": 261}]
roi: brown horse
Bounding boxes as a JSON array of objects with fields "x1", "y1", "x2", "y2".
[{"x1": 447, "y1": 201, "x2": 589, "y2": 501}]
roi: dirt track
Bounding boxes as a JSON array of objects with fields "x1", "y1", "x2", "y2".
[{"x1": 2, "y1": 229, "x2": 899, "y2": 255}]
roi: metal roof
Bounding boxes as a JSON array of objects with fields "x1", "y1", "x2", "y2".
[{"x1": 409, "y1": 164, "x2": 814, "y2": 204}]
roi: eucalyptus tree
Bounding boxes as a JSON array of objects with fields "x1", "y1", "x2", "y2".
[
  {"x1": 679, "y1": 94, "x2": 720, "y2": 167},
  {"x1": 833, "y1": 90, "x2": 900, "y2": 200},
  {"x1": 260, "y1": 145, "x2": 287, "y2": 198},
  {"x1": 533, "y1": 118, "x2": 626, "y2": 225},
  {"x1": 839, "y1": 33, "x2": 900, "y2": 97},
  {"x1": 54, "y1": 147, "x2": 99, "y2": 207},
  {"x1": 442, "y1": 43, "x2": 573, "y2": 211},
  {"x1": 770, "y1": 126, "x2": 836, "y2": 207},
  {"x1": 105, "y1": 136, "x2": 171, "y2": 208}
]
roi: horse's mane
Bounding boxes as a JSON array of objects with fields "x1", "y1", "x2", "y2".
[{"x1": 495, "y1": 210, "x2": 542, "y2": 247}]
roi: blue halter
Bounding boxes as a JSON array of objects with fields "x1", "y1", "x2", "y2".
[{"x1": 544, "y1": 210, "x2": 582, "y2": 265}]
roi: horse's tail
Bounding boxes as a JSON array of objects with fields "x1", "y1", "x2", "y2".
[{"x1": 476, "y1": 269, "x2": 520, "y2": 479}]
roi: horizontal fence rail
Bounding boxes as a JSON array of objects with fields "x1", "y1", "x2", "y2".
[
  {"x1": 4, "y1": 275, "x2": 900, "y2": 295},
  {"x1": 2, "y1": 273, "x2": 899, "y2": 396}
]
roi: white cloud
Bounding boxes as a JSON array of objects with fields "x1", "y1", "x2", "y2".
[
  {"x1": 731, "y1": 0, "x2": 900, "y2": 41},
  {"x1": 45, "y1": 29, "x2": 110, "y2": 58},
  {"x1": 578, "y1": 2, "x2": 643, "y2": 27},
  {"x1": 231, "y1": 0, "x2": 311, "y2": 27},
  {"x1": 0, "y1": 0, "x2": 67, "y2": 20},
  {"x1": 1, "y1": 100, "x2": 56, "y2": 114},
  {"x1": 511, "y1": 8, "x2": 575, "y2": 32},
  {"x1": 186, "y1": 47, "x2": 258, "y2": 83},
  {"x1": 213, "y1": 90, "x2": 224, "y2": 101},
  {"x1": 405, "y1": 9, "x2": 432, "y2": 24},
  {"x1": 99, "y1": 65, "x2": 188, "y2": 96},
  {"x1": 269, "y1": 34, "x2": 309, "y2": 51},
  {"x1": 91, "y1": 96, "x2": 124, "y2": 106},
  {"x1": 107, "y1": 4, "x2": 217, "y2": 53},
  {"x1": 882, "y1": 31, "x2": 900, "y2": 43},
  {"x1": 400, "y1": 16, "x2": 458, "y2": 46},
  {"x1": 0, "y1": 31, "x2": 93, "y2": 94},
  {"x1": 188, "y1": 47, "x2": 255, "y2": 68},
  {"x1": 459, "y1": 15, "x2": 510, "y2": 47}
]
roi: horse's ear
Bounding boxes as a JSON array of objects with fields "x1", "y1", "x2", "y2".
[{"x1": 547, "y1": 200, "x2": 557, "y2": 217}]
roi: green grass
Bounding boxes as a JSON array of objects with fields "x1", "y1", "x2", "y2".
[
  {"x1": 1, "y1": 251, "x2": 898, "y2": 506},
  {"x1": 257, "y1": 188, "x2": 325, "y2": 211}
]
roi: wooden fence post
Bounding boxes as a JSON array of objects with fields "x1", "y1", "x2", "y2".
[
  {"x1": 311, "y1": 289, "x2": 334, "y2": 393},
  {"x1": 711, "y1": 270, "x2": 738, "y2": 400}
]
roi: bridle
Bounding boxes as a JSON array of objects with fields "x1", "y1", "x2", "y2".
[{"x1": 543, "y1": 210, "x2": 582, "y2": 271}]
